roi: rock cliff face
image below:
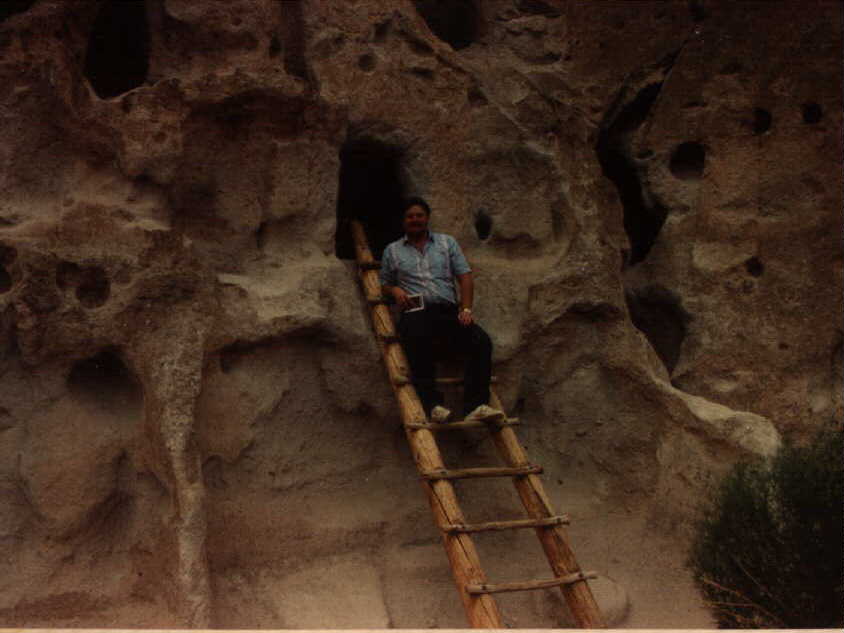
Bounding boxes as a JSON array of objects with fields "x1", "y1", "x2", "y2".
[{"x1": 0, "y1": 0, "x2": 840, "y2": 628}]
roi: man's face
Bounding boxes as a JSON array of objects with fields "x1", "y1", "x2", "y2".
[{"x1": 403, "y1": 204, "x2": 429, "y2": 235}]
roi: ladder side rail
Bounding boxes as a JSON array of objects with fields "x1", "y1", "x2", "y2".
[
  {"x1": 351, "y1": 220, "x2": 503, "y2": 629},
  {"x1": 487, "y1": 390, "x2": 604, "y2": 628}
]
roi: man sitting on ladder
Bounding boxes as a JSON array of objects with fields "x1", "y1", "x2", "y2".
[{"x1": 380, "y1": 197, "x2": 504, "y2": 424}]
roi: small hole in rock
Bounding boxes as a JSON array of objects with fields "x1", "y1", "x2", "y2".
[
  {"x1": 410, "y1": 67, "x2": 434, "y2": 80},
  {"x1": 744, "y1": 256, "x2": 764, "y2": 277},
  {"x1": 802, "y1": 102, "x2": 822, "y2": 124},
  {"x1": 467, "y1": 86, "x2": 487, "y2": 107},
  {"x1": 279, "y1": 0, "x2": 307, "y2": 80},
  {"x1": 0, "y1": 266, "x2": 11, "y2": 293},
  {"x1": 374, "y1": 19, "x2": 391, "y2": 42},
  {"x1": 474, "y1": 209, "x2": 492, "y2": 240},
  {"x1": 0, "y1": 244, "x2": 17, "y2": 265},
  {"x1": 76, "y1": 266, "x2": 110, "y2": 308},
  {"x1": 269, "y1": 34, "x2": 282, "y2": 58},
  {"x1": 358, "y1": 53, "x2": 376, "y2": 71},
  {"x1": 56, "y1": 261, "x2": 83, "y2": 290},
  {"x1": 669, "y1": 141, "x2": 706, "y2": 180},
  {"x1": 255, "y1": 221, "x2": 268, "y2": 249},
  {"x1": 753, "y1": 108, "x2": 771, "y2": 134},
  {"x1": 719, "y1": 61, "x2": 742, "y2": 75},
  {"x1": 68, "y1": 349, "x2": 142, "y2": 412}
]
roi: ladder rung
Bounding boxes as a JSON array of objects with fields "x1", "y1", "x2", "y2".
[
  {"x1": 466, "y1": 571, "x2": 598, "y2": 595},
  {"x1": 443, "y1": 515, "x2": 570, "y2": 533},
  {"x1": 405, "y1": 417, "x2": 520, "y2": 430},
  {"x1": 392, "y1": 375, "x2": 411, "y2": 387},
  {"x1": 366, "y1": 295, "x2": 388, "y2": 305},
  {"x1": 359, "y1": 261, "x2": 381, "y2": 270},
  {"x1": 421, "y1": 465, "x2": 542, "y2": 480},
  {"x1": 436, "y1": 376, "x2": 498, "y2": 385}
]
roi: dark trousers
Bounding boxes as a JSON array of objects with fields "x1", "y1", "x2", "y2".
[{"x1": 397, "y1": 303, "x2": 493, "y2": 416}]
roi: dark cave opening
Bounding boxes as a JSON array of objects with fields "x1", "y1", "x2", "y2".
[
  {"x1": 0, "y1": 1, "x2": 35, "y2": 23},
  {"x1": 84, "y1": 0, "x2": 150, "y2": 99},
  {"x1": 0, "y1": 243, "x2": 14, "y2": 294},
  {"x1": 745, "y1": 256, "x2": 764, "y2": 277},
  {"x1": 358, "y1": 53, "x2": 377, "y2": 71},
  {"x1": 669, "y1": 142, "x2": 706, "y2": 180},
  {"x1": 56, "y1": 262, "x2": 111, "y2": 308},
  {"x1": 688, "y1": 0, "x2": 707, "y2": 22},
  {"x1": 0, "y1": 267, "x2": 10, "y2": 293},
  {"x1": 753, "y1": 108, "x2": 772, "y2": 134},
  {"x1": 269, "y1": 35, "x2": 282, "y2": 58},
  {"x1": 626, "y1": 286, "x2": 690, "y2": 375},
  {"x1": 68, "y1": 348, "x2": 143, "y2": 412},
  {"x1": 335, "y1": 138, "x2": 407, "y2": 260},
  {"x1": 802, "y1": 102, "x2": 823, "y2": 124},
  {"x1": 597, "y1": 81, "x2": 668, "y2": 266},
  {"x1": 278, "y1": 0, "x2": 308, "y2": 80},
  {"x1": 413, "y1": 0, "x2": 479, "y2": 51},
  {"x1": 76, "y1": 266, "x2": 110, "y2": 308},
  {"x1": 474, "y1": 209, "x2": 492, "y2": 240}
]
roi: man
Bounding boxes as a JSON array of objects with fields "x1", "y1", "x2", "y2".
[{"x1": 379, "y1": 197, "x2": 503, "y2": 423}]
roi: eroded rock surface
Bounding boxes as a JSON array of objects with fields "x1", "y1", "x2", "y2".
[{"x1": 0, "y1": 0, "x2": 840, "y2": 628}]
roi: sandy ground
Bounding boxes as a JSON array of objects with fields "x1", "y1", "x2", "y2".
[{"x1": 566, "y1": 500, "x2": 715, "y2": 628}]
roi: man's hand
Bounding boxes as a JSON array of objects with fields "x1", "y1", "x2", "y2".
[
  {"x1": 458, "y1": 308, "x2": 474, "y2": 327},
  {"x1": 391, "y1": 286, "x2": 413, "y2": 311}
]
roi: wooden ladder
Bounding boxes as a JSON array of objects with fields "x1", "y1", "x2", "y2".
[{"x1": 351, "y1": 220, "x2": 603, "y2": 628}]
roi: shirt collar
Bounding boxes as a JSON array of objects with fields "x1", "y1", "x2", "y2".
[{"x1": 402, "y1": 230, "x2": 432, "y2": 245}]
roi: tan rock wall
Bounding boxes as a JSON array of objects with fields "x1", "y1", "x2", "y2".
[{"x1": 0, "y1": 0, "x2": 839, "y2": 627}]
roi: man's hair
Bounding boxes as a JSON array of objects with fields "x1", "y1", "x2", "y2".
[{"x1": 402, "y1": 196, "x2": 431, "y2": 216}]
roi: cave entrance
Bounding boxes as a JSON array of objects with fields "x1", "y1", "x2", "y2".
[
  {"x1": 597, "y1": 82, "x2": 668, "y2": 266},
  {"x1": 335, "y1": 138, "x2": 407, "y2": 260},
  {"x1": 84, "y1": 0, "x2": 150, "y2": 99},
  {"x1": 413, "y1": 0, "x2": 479, "y2": 51},
  {"x1": 625, "y1": 286, "x2": 690, "y2": 375},
  {"x1": 0, "y1": 1, "x2": 35, "y2": 23}
]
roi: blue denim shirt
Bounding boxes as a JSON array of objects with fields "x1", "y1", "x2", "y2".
[{"x1": 380, "y1": 232, "x2": 471, "y2": 306}]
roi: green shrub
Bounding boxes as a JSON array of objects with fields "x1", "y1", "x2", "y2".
[{"x1": 688, "y1": 427, "x2": 843, "y2": 628}]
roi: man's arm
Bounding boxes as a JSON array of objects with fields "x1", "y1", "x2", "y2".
[
  {"x1": 380, "y1": 245, "x2": 412, "y2": 310},
  {"x1": 447, "y1": 235, "x2": 474, "y2": 326},
  {"x1": 382, "y1": 282, "x2": 412, "y2": 310},
  {"x1": 457, "y1": 272, "x2": 474, "y2": 326}
]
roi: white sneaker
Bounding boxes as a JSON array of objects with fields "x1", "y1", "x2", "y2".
[
  {"x1": 464, "y1": 404, "x2": 505, "y2": 423},
  {"x1": 430, "y1": 405, "x2": 452, "y2": 424}
]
